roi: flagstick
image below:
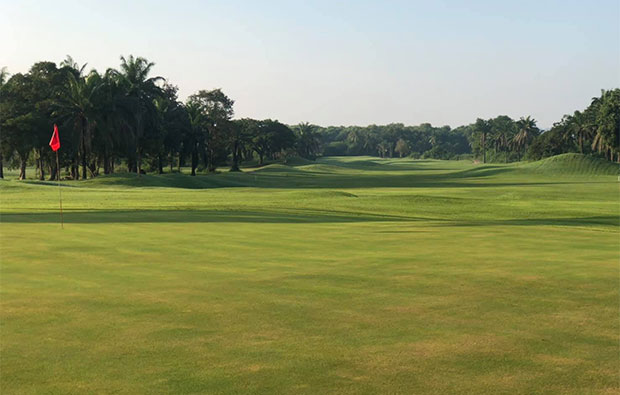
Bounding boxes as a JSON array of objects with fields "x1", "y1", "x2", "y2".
[{"x1": 56, "y1": 150, "x2": 64, "y2": 229}]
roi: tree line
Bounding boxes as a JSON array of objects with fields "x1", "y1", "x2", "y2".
[
  {"x1": 312, "y1": 90, "x2": 619, "y2": 164},
  {"x1": 1, "y1": 56, "x2": 618, "y2": 180},
  {"x1": 0, "y1": 56, "x2": 322, "y2": 180}
]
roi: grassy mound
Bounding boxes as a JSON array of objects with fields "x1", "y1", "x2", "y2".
[{"x1": 523, "y1": 153, "x2": 618, "y2": 175}]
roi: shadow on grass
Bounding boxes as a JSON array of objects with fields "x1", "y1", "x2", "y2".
[
  {"x1": 1, "y1": 209, "x2": 617, "y2": 228},
  {"x1": 13, "y1": 165, "x2": 608, "y2": 190},
  {"x1": 434, "y1": 216, "x2": 620, "y2": 228},
  {"x1": 209, "y1": 172, "x2": 582, "y2": 190},
  {"x1": 0, "y1": 209, "x2": 420, "y2": 224}
]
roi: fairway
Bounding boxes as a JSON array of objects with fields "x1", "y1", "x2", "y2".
[{"x1": 1, "y1": 156, "x2": 618, "y2": 394}]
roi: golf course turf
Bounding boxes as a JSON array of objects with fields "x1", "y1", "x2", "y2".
[{"x1": 1, "y1": 155, "x2": 618, "y2": 394}]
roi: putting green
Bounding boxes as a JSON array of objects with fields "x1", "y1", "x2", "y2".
[{"x1": 1, "y1": 155, "x2": 618, "y2": 394}]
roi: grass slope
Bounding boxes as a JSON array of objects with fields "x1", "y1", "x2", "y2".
[
  {"x1": 522, "y1": 153, "x2": 619, "y2": 175},
  {"x1": 1, "y1": 156, "x2": 618, "y2": 394}
]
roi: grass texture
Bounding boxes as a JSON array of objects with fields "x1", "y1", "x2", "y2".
[{"x1": 1, "y1": 154, "x2": 618, "y2": 394}]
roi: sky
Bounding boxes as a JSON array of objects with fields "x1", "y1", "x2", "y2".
[{"x1": 1, "y1": 0, "x2": 618, "y2": 129}]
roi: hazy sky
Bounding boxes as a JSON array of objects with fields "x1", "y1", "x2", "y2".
[{"x1": 1, "y1": 0, "x2": 618, "y2": 128}]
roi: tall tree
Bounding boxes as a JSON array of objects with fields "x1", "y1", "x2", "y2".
[
  {"x1": 54, "y1": 70, "x2": 102, "y2": 179},
  {"x1": 566, "y1": 111, "x2": 591, "y2": 154},
  {"x1": 473, "y1": 118, "x2": 491, "y2": 163},
  {"x1": 513, "y1": 116, "x2": 539, "y2": 160},
  {"x1": 592, "y1": 89, "x2": 620, "y2": 161},
  {"x1": 154, "y1": 84, "x2": 190, "y2": 173},
  {"x1": 186, "y1": 89, "x2": 235, "y2": 172},
  {"x1": 295, "y1": 122, "x2": 321, "y2": 159},
  {"x1": 112, "y1": 55, "x2": 163, "y2": 175},
  {"x1": 184, "y1": 100, "x2": 207, "y2": 176},
  {"x1": 250, "y1": 120, "x2": 296, "y2": 164}
]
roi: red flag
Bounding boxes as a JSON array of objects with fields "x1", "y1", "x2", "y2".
[{"x1": 49, "y1": 124, "x2": 60, "y2": 151}]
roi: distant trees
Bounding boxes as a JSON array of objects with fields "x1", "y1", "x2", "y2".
[
  {"x1": 55, "y1": 70, "x2": 100, "y2": 179},
  {"x1": 592, "y1": 89, "x2": 620, "y2": 161},
  {"x1": 313, "y1": 93, "x2": 618, "y2": 163},
  {"x1": 525, "y1": 89, "x2": 620, "y2": 162},
  {"x1": 114, "y1": 55, "x2": 164, "y2": 175},
  {"x1": 394, "y1": 138, "x2": 410, "y2": 157},
  {"x1": 249, "y1": 119, "x2": 296, "y2": 165},
  {"x1": 1, "y1": 56, "x2": 618, "y2": 179},
  {"x1": 472, "y1": 119, "x2": 491, "y2": 163},
  {"x1": 0, "y1": 56, "x2": 302, "y2": 179},
  {"x1": 513, "y1": 116, "x2": 539, "y2": 160},
  {"x1": 186, "y1": 89, "x2": 235, "y2": 172},
  {"x1": 294, "y1": 122, "x2": 321, "y2": 160}
]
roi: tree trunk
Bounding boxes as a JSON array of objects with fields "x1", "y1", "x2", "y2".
[
  {"x1": 127, "y1": 157, "x2": 137, "y2": 173},
  {"x1": 191, "y1": 149, "x2": 198, "y2": 176},
  {"x1": 207, "y1": 148, "x2": 216, "y2": 172},
  {"x1": 482, "y1": 133, "x2": 487, "y2": 163},
  {"x1": 0, "y1": 151, "x2": 4, "y2": 178},
  {"x1": 81, "y1": 147, "x2": 87, "y2": 180},
  {"x1": 259, "y1": 152, "x2": 264, "y2": 165},
  {"x1": 19, "y1": 157, "x2": 27, "y2": 180},
  {"x1": 169, "y1": 152, "x2": 174, "y2": 173},
  {"x1": 38, "y1": 158, "x2": 45, "y2": 180},
  {"x1": 158, "y1": 154, "x2": 164, "y2": 174},
  {"x1": 230, "y1": 141, "x2": 240, "y2": 172},
  {"x1": 136, "y1": 150, "x2": 142, "y2": 176},
  {"x1": 49, "y1": 162, "x2": 58, "y2": 181},
  {"x1": 88, "y1": 161, "x2": 97, "y2": 178},
  {"x1": 102, "y1": 151, "x2": 109, "y2": 175},
  {"x1": 80, "y1": 119, "x2": 88, "y2": 180}
]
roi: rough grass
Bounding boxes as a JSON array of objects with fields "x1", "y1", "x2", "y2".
[{"x1": 1, "y1": 155, "x2": 618, "y2": 394}]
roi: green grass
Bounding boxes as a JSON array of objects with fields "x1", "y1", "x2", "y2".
[
  {"x1": 522, "y1": 153, "x2": 619, "y2": 175},
  {"x1": 1, "y1": 155, "x2": 618, "y2": 394}
]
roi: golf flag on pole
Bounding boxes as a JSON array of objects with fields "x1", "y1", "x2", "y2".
[
  {"x1": 49, "y1": 124, "x2": 60, "y2": 151},
  {"x1": 50, "y1": 124, "x2": 64, "y2": 228}
]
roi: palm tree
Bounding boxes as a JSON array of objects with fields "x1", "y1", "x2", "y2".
[
  {"x1": 184, "y1": 100, "x2": 206, "y2": 176},
  {"x1": 513, "y1": 116, "x2": 538, "y2": 160},
  {"x1": 474, "y1": 118, "x2": 491, "y2": 163},
  {"x1": 60, "y1": 55, "x2": 87, "y2": 77},
  {"x1": 592, "y1": 89, "x2": 620, "y2": 161},
  {"x1": 93, "y1": 71, "x2": 130, "y2": 175},
  {"x1": 567, "y1": 111, "x2": 592, "y2": 154},
  {"x1": 295, "y1": 122, "x2": 321, "y2": 159},
  {"x1": 54, "y1": 71, "x2": 102, "y2": 179},
  {"x1": 111, "y1": 55, "x2": 163, "y2": 176},
  {"x1": 591, "y1": 129, "x2": 609, "y2": 156}
]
